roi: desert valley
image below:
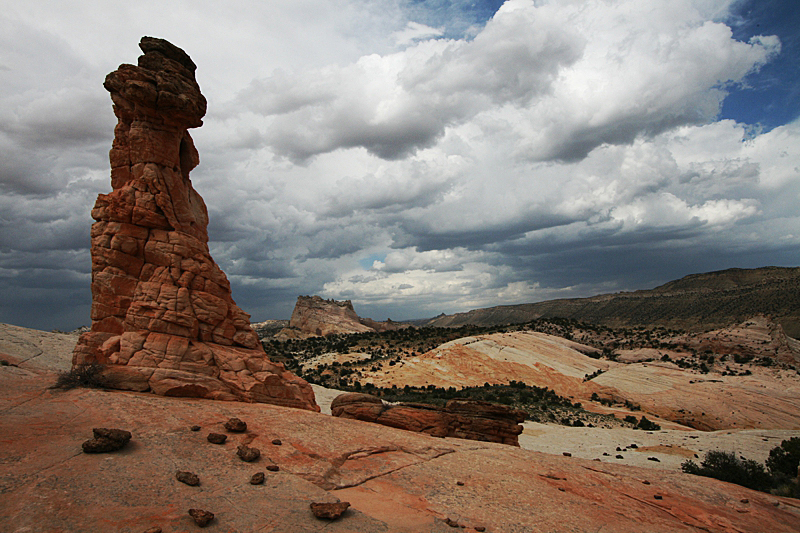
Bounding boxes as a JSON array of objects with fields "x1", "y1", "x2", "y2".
[{"x1": 2, "y1": 35, "x2": 800, "y2": 533}]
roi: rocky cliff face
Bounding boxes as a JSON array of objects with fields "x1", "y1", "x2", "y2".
[
  {"x1": 72, "y1": 37, "x2": 317, "y2": 411},
  {"x1": 331, "y1": 393, "x2": 526, "y2": 446},
  {"x1": 278, "y1": 295, "x2": 405, "y2": 338}
]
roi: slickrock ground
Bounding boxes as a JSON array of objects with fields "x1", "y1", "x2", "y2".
[
  {"x1": 2, "y1": 323, "x2": 800, "y2": 532},
  {"x1": 520, "y1": 422, "x2": 800, "y2": 472},
  {"x1": 356, "y1": 331, "x2": 800, "y2": 430}
]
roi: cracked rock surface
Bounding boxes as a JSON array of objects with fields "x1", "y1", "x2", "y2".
[{"x1": 2, "y1": 324, "x2": 800, "y2": 532}]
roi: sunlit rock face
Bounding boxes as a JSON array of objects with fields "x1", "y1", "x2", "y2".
[
  {"x1": 277, "y1": 295, "x2": 408, "y2": 339},
  {"x1": 72, "y1": 37, "x2": 317, "y2": 411}
]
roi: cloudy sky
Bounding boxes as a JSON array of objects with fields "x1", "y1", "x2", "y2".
[{"x1": 1, "y1": 0, "x2": 798, "y2": 331}]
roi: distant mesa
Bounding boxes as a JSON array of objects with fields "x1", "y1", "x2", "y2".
[
  {"x1": 72, "y1": 37, "x2": 317, "y2": 411},
  {"x1": 276, "y1": 295, "x2": 408, "y2": 339}
]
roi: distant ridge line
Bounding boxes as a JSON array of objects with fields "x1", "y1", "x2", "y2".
[{"x1": 421, "y1": 266, "x2": 800, "y2": 338}]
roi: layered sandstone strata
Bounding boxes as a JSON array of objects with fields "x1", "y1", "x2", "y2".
[
  {"x1": 331, "y1": 393, "x2": 526, "y2": 446},
  {"x1": 72, "y1": 37, "x2": 317, "y2": 410},
  {"x1": 277, "y1": 295, "x2": 406, "y2": 339}
]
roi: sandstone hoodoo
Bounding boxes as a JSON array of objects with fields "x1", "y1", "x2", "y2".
[{"x1": 72, "y1": 37, "x2": 317, "y2": 411}]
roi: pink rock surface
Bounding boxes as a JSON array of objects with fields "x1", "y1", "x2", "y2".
[
  {"x1": 2, "y1": 345, "x2": 799, "y2": 533},
  {"x1": 72, "y1": 37, "x2": 316, "y2": 411}
]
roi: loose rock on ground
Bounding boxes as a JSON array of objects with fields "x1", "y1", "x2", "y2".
[
  {"x1": 188, "y1": 508, "x2": 214, "y2": 527},
  {"x1": 176, "y1": 471, "x2": 200, "y2": 486},
  {"x1": 310, "y1": 501, "x2": 350, "y2": 520},
  {"x1": 237, "y1": 444, "x2": 260, "y2": 462},
  {"x1": 224, "y1": 417, "x2": 247, "y2": 432},
  {"x1": 207, "y1": 432, "x2": 227, "y2": 444},
  {"x1": 81, "y1": 428, "x2": 132, "y2": 453}
]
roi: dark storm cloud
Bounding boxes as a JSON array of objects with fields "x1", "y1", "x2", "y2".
[{"x1": 1, "y1": 1, "x2": 797, "y2": 331}]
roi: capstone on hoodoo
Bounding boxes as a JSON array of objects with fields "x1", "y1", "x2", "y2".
[{"x1": 72, "y1": 37, "x2": 317, "y2": 411}]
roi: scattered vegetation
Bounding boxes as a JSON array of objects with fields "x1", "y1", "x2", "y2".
[
  {"x1": 258, "y1": 314, "x2": 795, "y2": 430},
  {"x1": 351, "y1": 380, "x2": 623, "y2": 426},
  {"x1": 682, "y1": 438, "x2": 800, "y2": 498},
  {"x1": 50, "y1": 363, "x2": 109, "y2": 390}
]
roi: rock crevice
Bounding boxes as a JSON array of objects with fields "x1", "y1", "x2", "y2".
[{"x1": 73, "y1": 37, "x2": 317, "y2": 411}]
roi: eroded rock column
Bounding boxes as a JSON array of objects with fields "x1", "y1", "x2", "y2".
[{"x1": 73, "y1": 37, "x2": 317, "y2": 411}]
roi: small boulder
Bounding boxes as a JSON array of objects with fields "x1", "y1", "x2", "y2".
[
  {"x1": 310, "y1": 501, "x2": 350, "y2": 520},
  {"x1": 176, "y1": 471, "x2": 200, "y2": 486},
  {"x1": 266, "y1": 464, "x2": 280, "y2": 472},
  {"x1": 237, "y1": 444, "x2": 260, "y2": 462},
  {"x1": 207, "y1": 433, "x2": 227, "y2": 444},
  {"x1": 82, "y1": 428, "x2": 132, "y2": 453},
  {"x1": 190, "y1": 425, "x2": 201, "y2": 432},
  {"x1": 143, "y1": 528, "x2": 162, "y2": 533},
  {"x1": 224, "y1": 417, "x2": 247, "y2": 432},
  {"x1": 188, "y1": 508, "x2": 214, "y2": 527},
  {"x1": 272, "y1": 439, "x2": 282, "y2": 445},
  {"x1": 250, "y1": 472, "x2": 265, "y2": 485}
]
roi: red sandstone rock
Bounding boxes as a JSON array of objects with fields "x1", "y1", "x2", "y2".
[
  {"x1": 310, "y1": 501, "x2": 351, "y2": 520},
  {"x1": 71, "y1": 37, "x2": 317, "y2": 411},
  {"x1": 277, "y1": 295, "x2": 408, "y2": 339},
  {"x1": 331, "y1": 393, "x2": 526, "y2": 446},
  {"x1": 3, "y1": 345, "x2": 799, "y2": 533}
]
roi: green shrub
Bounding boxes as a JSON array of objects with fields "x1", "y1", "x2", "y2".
[
  {"x1": 766, "y1": 437, "x2": 800, "y2": 479},
  {"x1": 682, "y1": 451, "x2": 773, "y2": 492},
  {"x1": 636, "y1": 416, "x2": 661, "y2": 431}
]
